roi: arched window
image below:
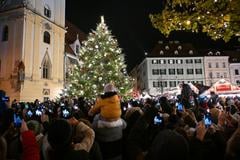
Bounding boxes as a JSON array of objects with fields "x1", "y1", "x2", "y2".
[
  {"x1": 44, "y1": 5, "x2": 51, "y2": 18},
  {"x1": 43, "y1": 31, "x2": 50, "y2": 44},
  {"x1": 42, "y1": 53, "x2": 51, "y2": 79},
  {"x1": 18, "y1": 61, "x2": 25, "y2": 82},
  {"x1": 2, "y1": 25, "x2": 8, "y2": 41}
]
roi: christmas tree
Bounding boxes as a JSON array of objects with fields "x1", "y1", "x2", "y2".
[
  {"x1": 149, "y1": 0, "x2": 240, "y2": 42},
  {"x1": 66, "y1": 16, "x2": 133, "y2": 99}
]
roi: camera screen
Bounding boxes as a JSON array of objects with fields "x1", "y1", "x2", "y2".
[
  {"x1": 27, "y1": 110, "x2": 33, "y2": 117},
  {"x1": 62, "y1": 109, "x2": 70, "y2": 118},
  {"x1": 204, "y1": 114, "x2": 212, "y2": 128},
  {"x1": 2, "y1": 96, "x2": 9, "y2": 102},
  {"x1": 73, "y1": 105, "x2": 78, "y2": 110},
  {"x1": 35, "y1": 109, "x2": 42, "y2": 116},
  {"x1": 13, "y1": 113, "x2": 22, "y2": 128},
  {"x1": 154, "y1": 115, "x2": 163, "y2": 125},
  {"x1": 177, "y1": 103, "x2": 183, "y2": 111}
]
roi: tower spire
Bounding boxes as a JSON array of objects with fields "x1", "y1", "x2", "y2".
[{"x1": 101, "y1": 16, "x2": 104, "y2": 23}]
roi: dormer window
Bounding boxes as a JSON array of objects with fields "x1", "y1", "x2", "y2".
[
  {"x1": 215, "y1": 51, "x2": 220, "y2": 55},
  {"x1": 44, "y1": 5, "x2": 51, "y2": 18},
  {"x1": 232, "y1": 58, "x2": 237, "y2": 62},
  {"x1": 174, "y1": 50, "x2": 178, "y2": 55},
  {"x1": 178, "y1": 45, "x2": 182, "y2": 50},
  {"x1": 208, "y1": 51, "x2": 213, "y2": 56},
  {"x1": 189, "y1": 50, "x2": 193, "y2": 55},
  {"x1": 76, "y1": 45, "x2": 80, "y2": 53},
  {"x1": 160, "y1": 50, "x2": 164, "y2": 55}
]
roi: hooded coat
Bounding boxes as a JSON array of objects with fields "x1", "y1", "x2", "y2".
[{"x1": 89, "y1": 93, "x2": 121, "y2": 121}]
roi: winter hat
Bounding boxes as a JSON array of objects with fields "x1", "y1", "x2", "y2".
[
  {"x1": 47, "y1": 119, "x2": 72, "y2": 150},
  {"x1": 103, "y1": 83, "x2": 118, "y2": 93},
  {"x1": 27, "y1": 120, "x2": 41, "y2": 136}
]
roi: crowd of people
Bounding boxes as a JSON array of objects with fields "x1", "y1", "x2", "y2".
[{"x1": 0, "y1": 83, "x2": 240, "y2": 160}]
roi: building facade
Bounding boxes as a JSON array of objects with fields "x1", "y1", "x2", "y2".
[
  {"x1": 0, "y1": 0, "x2": 66, "y2": 102},
  {"x1": 64, "y1": 20, "x2": 86, "y2": 89},
  {"x1": 228, "y1": 51, "x2": 240, "y2": 86},
  {"x1": 203, "y1": 50, "x2": 230, "y2": 86},
  {"x1": 136, "y1": 41, "x2": 205, "y2": 96},
  {"x1": 132, "y1": 41, "x2": 240, "y2": 96}
]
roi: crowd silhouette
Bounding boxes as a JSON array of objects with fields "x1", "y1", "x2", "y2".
[{"x1": 1, "y1": 83, "x2": 240, "y2": 160}]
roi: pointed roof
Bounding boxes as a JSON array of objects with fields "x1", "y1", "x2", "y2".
[
  {"x1": 0, "y1": 0, "x2": 24, "y2": 11},
  {"x1": 201, "y1": 79, "x2": 240, "y2": 96},
  {"x1": 149, "y1": 41, "x2": 200, "y2": 57},
  {"x1": 65, "y1": 20, "x2": 87, "y2": 44}
]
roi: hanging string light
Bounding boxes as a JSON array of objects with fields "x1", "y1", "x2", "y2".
[{"x1": 149, "y1": 0, "x2": 240, "y2": 42}]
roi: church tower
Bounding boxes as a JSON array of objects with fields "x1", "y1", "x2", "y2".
[{"x1": 0, "y1": 0, "x2": 66, "y2": 102}]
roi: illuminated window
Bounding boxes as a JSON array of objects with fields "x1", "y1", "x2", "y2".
[
  {"x1": 176, "y1": 59, "x2": 183, "y2": 64},
  {"x1": 189, "y1": 50, "x2": 193, "y2": 55},
  {"x1": 152, "y1": 59, "x2": 158, "y2": 64},
  {"x1": 194, "y1": 59, "x2": 201, "y2": 63}
]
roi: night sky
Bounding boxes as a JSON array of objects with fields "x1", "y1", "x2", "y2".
[{"x1": 66, "y1": 0, "x2": 238, "y2": 72}]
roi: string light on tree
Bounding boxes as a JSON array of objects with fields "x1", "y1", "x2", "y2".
[{"x1": 66, "y1": 16, "x2": 133, "y2": 99}]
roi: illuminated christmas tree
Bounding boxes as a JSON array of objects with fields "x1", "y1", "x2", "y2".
[
  {"x1": 149, "y1": 0, "x2": 240, "y2": 42},
  {"x1": 67, "y1": 16, "x2": 133, "y2": 99}
]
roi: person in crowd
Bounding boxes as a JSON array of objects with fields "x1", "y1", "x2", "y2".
[
  {"x1": 146, "y1": 129, "x2": 189, "y2": 160},
  {"x1": 27, "y1": 120, "x2": 44, "y2": 148},
  {"x1": 124, "y1": 100, "x2": 143, "y2": 126},
  {"x1": 0, "y1": 108, "x2": 23, "y2": 159},
  {"x1": 45, "y1": 119, "x2": 89, "y2": 160},
  {"x1": 3, "y1": 86, "x2": 240, "y2": 160},
  {"x1": 225, "y1": 127, "x2": 240, "y2": 160},
  {"x1": 68, "y1": 117, "x2": 95, "y2": 153},
  {"x1": 159, "y1": 96, "x2": 173, "y2": 115},
  {"x1": 126, "y1": 106, "x2": 159, "y2": 160},
  {"x1": 0, "y1": 134, "x2": 7, "y2": 160},
  {"x1": 78, "y1": 118, "x2": 103, "y2": 160},
  {"x1": 122, "y1": 100, "x2": 144, "y2": 159},
  {"x1": 88, "y1": 83, "x2": 127, "y2": 160},
  {"x1": 20, "y1": 119, "x2": 40, "y2": 160},
  {"x1": 88, "y1": 83, "x2": 122, "y2": 127}
]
